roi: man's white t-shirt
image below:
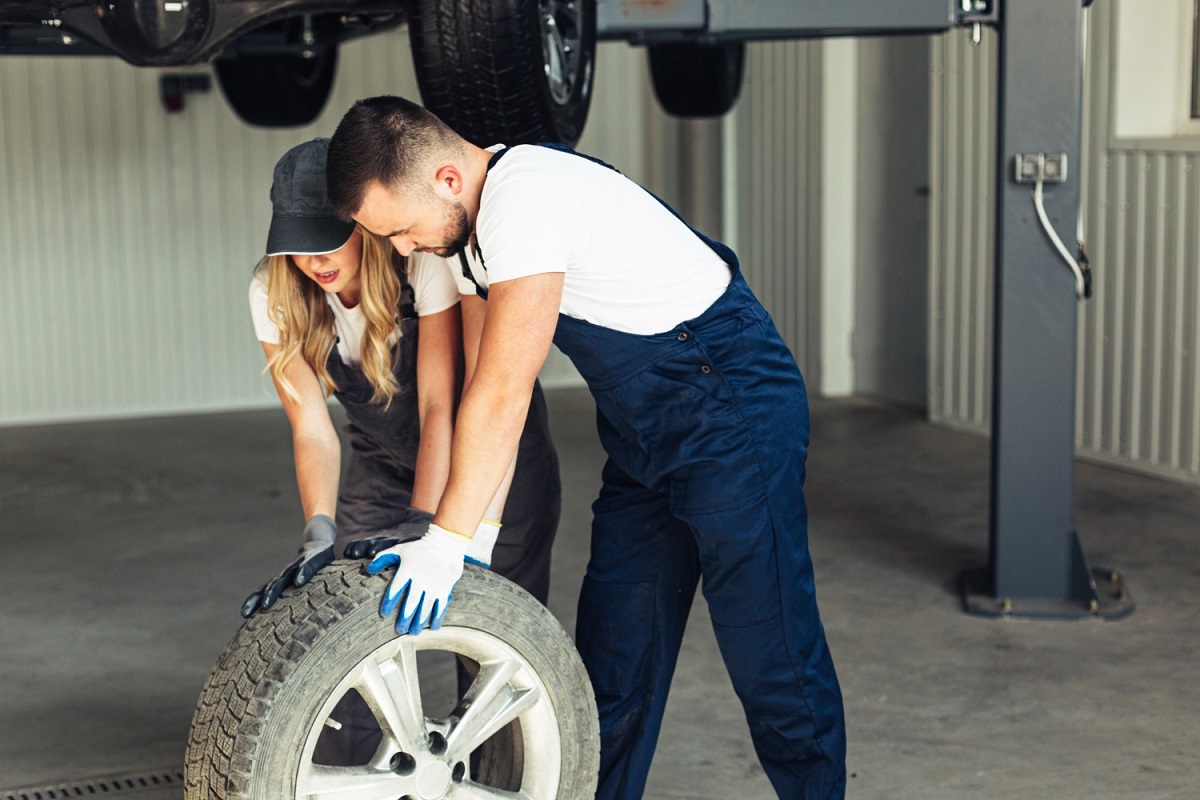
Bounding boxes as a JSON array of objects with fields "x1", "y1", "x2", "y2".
[
  {"x1": 248, "y1": 255, "x2": 460, "y2": 366},
  {"x1": 454, "y1": 144, "x2": 731, "y2": 335}
]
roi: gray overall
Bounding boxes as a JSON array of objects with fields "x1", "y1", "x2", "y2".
[
  {"x1": 312, "y1": 259, "x2": 561, "y2": 765},
  {"x1": 328, "y1": 258, "x2": 561, "y2": 603}
]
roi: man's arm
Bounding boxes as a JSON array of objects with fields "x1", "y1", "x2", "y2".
[
  {"x1": 364, "y1": 272, "x2": 563, "y2": 634},
  {"x1": 434, "y1": 272, "x2": 565, "y2": 536},
  {"x1": 460, "y1": 293, "x2": 518, "y2": 524},
  {"x1": 410, "y1": 304, "x2": 462, "y2": 513}
]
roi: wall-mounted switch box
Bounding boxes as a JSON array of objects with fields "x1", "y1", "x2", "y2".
[{"x1": 1014, "y1": 153, "x2": 1068, "y2": 184}]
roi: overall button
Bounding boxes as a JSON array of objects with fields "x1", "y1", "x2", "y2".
[
  {"x1": 677, "y1": 331, "x2": 689, "y2": 341},
  {"x1": 700, "y1": 365, "x2": 711, "y2": 374}
]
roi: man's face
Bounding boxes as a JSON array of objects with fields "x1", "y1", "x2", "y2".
[{"x1": 354, "y1": 181, "x2": 471, "y2": 259}]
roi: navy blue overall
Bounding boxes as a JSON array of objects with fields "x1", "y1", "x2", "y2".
[{"x1": 479, "y1": 147, "x2": 846, "y2": 799}]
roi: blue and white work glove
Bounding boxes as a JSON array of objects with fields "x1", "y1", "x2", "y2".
[
  {"x1": 465, "y1": 520, "x2": 501, "y2": 568},
  {"x1": 367, "y1": 524, "x2": 471, "y2": 635},
  {"x1": 241, "y1": 514, "x2": 336, "y2": 618}
]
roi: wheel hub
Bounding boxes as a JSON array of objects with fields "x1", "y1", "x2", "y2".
[
  {"x1": 290, "y1": 596, "x2": 578, "y2": 799},
  {"x1": 539, "y1": 0, "x2": 584, "y2": 106},
  {"x1": 415, "y1": 759, "x2": 452, "y2": 798}
]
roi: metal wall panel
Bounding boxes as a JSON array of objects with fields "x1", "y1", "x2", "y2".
[
  {"x1": 729, "y1": 39, "x2": 824, "y2": 379},
  {"x1": 929, "y1": 27, "x2": 997, "y2": 433},
  {"x1": 929, "y1": 4, "x2": 1200, "y2": 483},
  {"x1": 1083, "y1": 1, "x2": 1200, "y2": 481},
  {"x1": 0, "y1": 38, "x2": 645, "y2": 424}
]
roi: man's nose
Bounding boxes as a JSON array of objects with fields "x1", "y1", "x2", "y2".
[{"x1": 389, "y1": 236, "x2": 415, "y2": 257}]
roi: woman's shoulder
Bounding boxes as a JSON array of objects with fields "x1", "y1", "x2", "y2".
[
  {"x1": 407, "y1": 252, "x2": 462, "y2": 316},
  {"x1": 247, "y1": 269, "x2": 281, "y2": 343},
  {"x1": 248, "y1": 269, "x2": 270, "y2": 305}
]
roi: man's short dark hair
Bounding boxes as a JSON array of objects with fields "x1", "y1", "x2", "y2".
[{"x1": 326, "y1": 96, "x2": 456, "y2": 219}]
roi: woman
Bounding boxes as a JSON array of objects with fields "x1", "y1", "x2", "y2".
[{"x1": 241, "y1": 137, "x2": 560, "y2": 618}]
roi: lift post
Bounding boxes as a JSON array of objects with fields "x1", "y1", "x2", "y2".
[{"x1": 960, "y1": 0, "x2": 1132, "y2": 619}]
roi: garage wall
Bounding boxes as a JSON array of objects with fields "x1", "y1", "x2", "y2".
[
  {"x1": 727, "y1": 39, "x2": 825, "y2": 383},
  {"x1": 928, "y1": 27, "x2": 997, "y2": 433},
  {"x1": 0, "y1": 35, "x2": 647, "y2": 425},
  {"x1": 929, "y1": 3, "x2": 1200, "y2": 484},
  {"x1": 853, "y1": 35, "x2": 931, "y2": 410}
]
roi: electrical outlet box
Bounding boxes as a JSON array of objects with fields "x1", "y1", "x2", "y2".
[
  {"x1": 1042, "y1": 153, "x2": 1067, "y2": 182},
  {"x1": 1013, "y1": 153, "x2": 1068, "y2": 184}
]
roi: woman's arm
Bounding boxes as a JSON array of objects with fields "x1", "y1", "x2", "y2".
[
  {"x1": 411, "y1": 304, "x2": 462, "y2": 513},
  {"x1": 261, "y1": 342, "x2": 341, "y2": 521},
  {"x1": 460, "y1": 294, "x2": 519, "y2": 525}
]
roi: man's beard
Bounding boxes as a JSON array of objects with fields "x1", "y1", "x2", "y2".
[{"x1": 421, "y1": 200, "x2": 471, "y2": 258}]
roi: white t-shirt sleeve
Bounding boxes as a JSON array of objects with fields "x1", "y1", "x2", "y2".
[
  {"x1": 476, "y1": 171, "x2": 581, "y2": 284},
  {"x1": 248, "y1": 273, "x2": 281, "y2": 345},
  {"x1": 407, "y1": 253, "x2": 462, "y2": 315}
]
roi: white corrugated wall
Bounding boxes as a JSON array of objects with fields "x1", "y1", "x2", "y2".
[
  {"x1": 929, "y1": 26, "x2": 997, "y2": 433},
  {"x1": 929, "y1": 3, "x2": 1200, "y2": 484},
  {"x1": 727, "y1": 39, "x2": 824, "y2": 381},
  {"x1": 0, "y1": 36, "x2": 647, "y2": 424}
]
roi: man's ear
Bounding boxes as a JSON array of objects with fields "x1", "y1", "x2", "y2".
[{"x1": 433, "y1": 164, "x2": 464, "y2": 198}]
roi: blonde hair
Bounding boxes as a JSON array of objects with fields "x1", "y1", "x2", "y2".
[{"x1": 258, "y1": 228, "x2": 403, "y2": 406}]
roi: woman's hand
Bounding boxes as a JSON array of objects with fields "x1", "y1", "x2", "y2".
[
  {"x1": 342, "y1": 509, "x2": 435, "y2": 560},
  {"x1": 241, "y1": 514, "x2": 337, "y2": 618}
]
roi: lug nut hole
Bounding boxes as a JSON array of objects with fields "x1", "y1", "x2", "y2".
[{"x1": 390, "y1": 752, "x2": 416, "y2": 775}]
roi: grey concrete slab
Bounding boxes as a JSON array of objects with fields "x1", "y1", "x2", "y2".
[{"x1": 1, "y1": 388, "x2": 1197, "y2": 798}]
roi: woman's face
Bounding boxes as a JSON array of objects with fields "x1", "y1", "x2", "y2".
[{"x1": 290, "y1": 228, "x2": 364, "y2": 301}]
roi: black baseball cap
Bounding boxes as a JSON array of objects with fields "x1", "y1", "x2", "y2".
[{"x1": 265, "y1": 138, "x2": 357, "y2": 257}]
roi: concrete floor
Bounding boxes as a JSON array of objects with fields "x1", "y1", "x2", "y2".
[{"x1": 1, "y1": 386, "x2": 1197, "y2": 798}]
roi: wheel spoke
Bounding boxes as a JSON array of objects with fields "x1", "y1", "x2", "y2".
[
  {"x1": 547, "y1": 21, "x2": 566, "y2": 64},
  {"x1": 353, "y1": 639, "x2": 426, "y2": 749},
  {"x1": 445, "y1": 658, "x2": 541, "y2": 762},
  {"x1": 295, "y1": 764, "x2": 413, "y2": 800},
  {"x1": 542, "y1": 19, "x2": 563, "y2": 78}
]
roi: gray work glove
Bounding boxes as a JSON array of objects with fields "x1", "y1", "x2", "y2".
[
  {"x1": 342, "y1": 509, "x2": 435, "y2": 560},
  {"x1": 343, "y1": 512, "x2": 497, "y2": 567},
  {"x1": 241, "y1": 514, "x2": 336, "y2": 618}
]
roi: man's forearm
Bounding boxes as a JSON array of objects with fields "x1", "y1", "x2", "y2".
[
  {"x1": 434, "y1": 382, "x2": 530, "y2": 536},
  {"x1": 482, "y1": 450, "x2": 519, "y2": 523},
  {"x1": 434, "y1": 273, "x2": 564, "y2": 536}
]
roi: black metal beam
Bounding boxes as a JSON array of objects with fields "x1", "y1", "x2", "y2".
[{"x1": 961, "y1": 0, "x2": 1131, "y2": 620}]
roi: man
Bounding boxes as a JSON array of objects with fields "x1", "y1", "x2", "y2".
[{"x1": 326, "y1": 95, "x2": 846, "y2": 800}]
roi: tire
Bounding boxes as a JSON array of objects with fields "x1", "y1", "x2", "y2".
[
  {"x1": 215, "y1": 47, "x2": 337, "y2": 128},
  {"x1": 408, "y1": 0, "x2": 596, "y2": 146},
  {"x1": 648, "y1": 41, "x2": 746, "y2": 118},
  {"x1": 184, "y1": 561, "x2": 599, "y2": 799}
]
